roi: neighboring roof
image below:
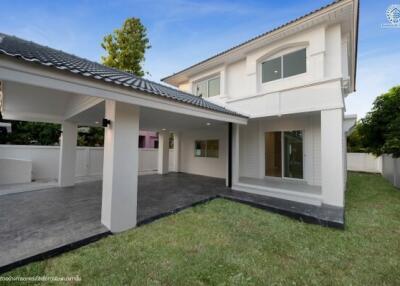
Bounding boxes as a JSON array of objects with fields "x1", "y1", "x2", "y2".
[
  {"x1": 0, "y1": 33, "x2": 247, "y2": 118},
  {"x1": 161, "y1": 0, "x2": 355, "y2": 84}
]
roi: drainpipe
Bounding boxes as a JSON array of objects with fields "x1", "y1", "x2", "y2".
[{"x1": 228, "y1": 122, "x2": 233, "y2": 188}]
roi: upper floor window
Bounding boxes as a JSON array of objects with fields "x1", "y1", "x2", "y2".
[
  {"x1": 194, "y1": 76, "x2": 220, "y2": 98},
  {"x1": 261, "y1": 48, "x2": 306, "y2": 83}
]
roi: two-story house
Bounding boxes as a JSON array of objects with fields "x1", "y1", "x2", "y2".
[
  {"x1": 0, "y1": 0, "x2": 358, "y2": 237},
  {"x1": 162, "y1": 0, "x2": 359, "y2": 209}
]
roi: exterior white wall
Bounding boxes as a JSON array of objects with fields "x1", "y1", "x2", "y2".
[
  {"x1": 0, "y1": 145, "x2": 178, "y2": 183},
  {"x1": 347, "y1": 153, "x2": 382, "y2": 173},
  {"x1": 382, "y1": 155, "x2": 400, "y2": 188},
  {"x1": 0, "y1": 158, "x2": 32, "y2": 184},
  {"x1": 179, "y1": 24, "x2": 348, "y2": 118},
  {"x1": 180, "y1": 125, "x2": 227, "y2": 179},
  {"x1": 321, "y1": 108, "x2": 344, "y2": 207},
  {"x1": 238, "y1": 113, "x2": 321, "y2": 186}
]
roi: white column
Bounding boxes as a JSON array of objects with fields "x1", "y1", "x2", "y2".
[
  {"x1": 58, "y1": 121, "x2": 77, "y2": 187},
  {"x1": 232, "y1": 123, "x2": 240, "y2": 185},
  {"x1": 158, "y1": 130, "x2": 169, "y2": 175},
  {"x1": 101, "y1": 100, "x2": 139, "y2": 233},
  {"x1": 321, "y1": 108, "x2": 345, "y2": 207},
  {"x1": 173, "y1": 132, "x2": 180, "y2": 172}
]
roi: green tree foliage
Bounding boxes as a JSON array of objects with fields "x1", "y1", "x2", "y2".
[
  {"x1": 347, "y1": 122, "x2": 368, "y2": 153},
  {"x1": 101, "y1": 17, "x2": 151, "y2": 77},
  {"x1": 358, "y1": 85, "x2": 400, "y2": 157},
  {"x1": 0, "y1": 113, "x2": 104, "y2": 146},
  {"x1": 77, "y1": 127, "x2": 104, "y2": 147},
  {"x1": 0, "y1": 120, "x2": 61, "y2": 145}
]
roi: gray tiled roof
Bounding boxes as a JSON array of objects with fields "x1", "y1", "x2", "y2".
[{"x1": 0, "y1": 33, "x2": 246, "y2": 118}]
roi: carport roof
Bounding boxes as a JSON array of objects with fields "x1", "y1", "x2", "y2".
[{"x1": 0, "y1": 33, "x2": 247, "y2": 119}]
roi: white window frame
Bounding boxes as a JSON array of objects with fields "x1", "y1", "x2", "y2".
[
  {"x1": 193, "y1": 75, "x2": 220, "y2": 98},
  {"x1": 260, "y1": 47, "x2": 307, "y2": 84},
  {"x1": 264, "y1": 130, "x2": 305, "y2": 181}
]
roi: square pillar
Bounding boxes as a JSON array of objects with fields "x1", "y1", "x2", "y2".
[
  {"x1": 58, "y1": 121, "x2": 77, "y2": 187},
  {"x1": 173, "y1": 132, "x2": 180, "y2": 172},
  {"x1": 101, "y1": 100, "x2": 139, "y2": 233},
  {"x1": 321, "y1": 108, "x2": 345, "y2": 207},
  {"x1": 232, "y1": 123, "x2": 240, "y2": 186},
  {"x1": 158, "y1": 130, "x2": 169, "y2": 175},
  {"x1": 226, "y1": 123, "x2": 233, "y2": 187}
]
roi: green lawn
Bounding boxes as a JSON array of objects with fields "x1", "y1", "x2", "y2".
[{"x1": 2, "y1": 172, "x2": 400, "y2": 285}]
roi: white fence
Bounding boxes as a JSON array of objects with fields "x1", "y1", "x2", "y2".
[
  {"x1": 382, "y1": 155, "x2": 400, "y2": 188},
  {"x1": 347, "y1": 152, "x2": 399, "y2": 188},
  {"x1": 347, "y1": 153, "x2": 382, "y2": 173},
  {"x1": 0, "y1": 145, "x2": 175, "y2": 184}
]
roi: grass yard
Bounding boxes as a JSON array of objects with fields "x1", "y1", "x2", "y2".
[{"x1": 2, "y1": 172, "x2": 400, "y2": 285}]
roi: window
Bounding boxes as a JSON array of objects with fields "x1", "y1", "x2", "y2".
[
  {"x1": 138, "y1": 135, "x2": 145, "y2": 148},
  {"x1": 194, "y1": 76, "x2": 220, "y2": 98},
  {"x1": 265, "y1": 131, "x2": 303, "y2": 179},
  {"x1": 195, "y1": 140, "x2": 219, "y2": 158},
  {"x1": 261, "y1": 48, "x2": 306, "y2": 83}
]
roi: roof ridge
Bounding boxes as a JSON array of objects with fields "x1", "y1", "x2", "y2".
[{"x1": 161, "y1": 0, "x2": 345, "y2": 82}]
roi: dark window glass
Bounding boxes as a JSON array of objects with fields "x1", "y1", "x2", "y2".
[
  {"x1": 284, "y1": 131, "x2": 303, "y2": 179},
  {"x1": 265, "y1": 132, "x2": 282, "y2": 177},
  {"x1": 262, "y1": 57, "x2": 281, "y2": 83},
  {"x1": 283, "y1": 49, "x2": 306, "y2": 78},
  {"x1": 154, "y1": 140, "x2": 159, "y2": 149},
  {"x1": 206, "y1": 140, "x2": 219, "y2": 158},
  {"x1": 195, "y1": 140, "x2": 206, "y2": 157},
  {"x1": 194, "y1": 140, "x2": 219, "y2": 157},
  {"x1": 138, "y1": 135, "x2": 145, "y2": 148}
]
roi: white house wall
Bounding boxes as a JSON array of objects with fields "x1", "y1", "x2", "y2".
[
  {"x1": 178, "y1": 24, "x2": 348, "y2": 118},
  {"x1": 239, "y1": 113, "x2": 321, "y2": 186},
  {"x1": 0, "y1": 145, "x2": 179, "y2": 183},
  {"x1": 179, "y1": 125, "x2": 227, "y2": 179}
]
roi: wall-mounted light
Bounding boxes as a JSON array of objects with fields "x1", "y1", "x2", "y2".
[
  {"x1": 206, "y1": 122, "x2": 211, "y2": 126},
  {"x1": 102, "y1": 118, "x2": 111, "y2": 127}
]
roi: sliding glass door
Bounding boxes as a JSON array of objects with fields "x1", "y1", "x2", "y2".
[
  {"x1": 265, "y1": 132, "x2": 282, "y2": 177},
  {"x1": 283, "y1": 131, "x2": 303, "y2": 179},
  {"x1": 265, "y1": 131, "x2": 303, "y2": 179}
]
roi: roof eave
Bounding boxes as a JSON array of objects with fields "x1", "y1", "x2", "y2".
[{"x1": 162, "y1": 0, "x2": 355, "y2": 87}]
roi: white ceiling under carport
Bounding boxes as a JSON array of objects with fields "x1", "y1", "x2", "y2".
[
  {"x1": 2, "y1": 80, "x2": 227, "y2": 132},
  {"x1": 70, "y1": 100, "x2": 227, "y2": 132}
]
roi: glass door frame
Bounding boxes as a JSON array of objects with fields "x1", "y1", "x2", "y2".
[{"x1": 264, "y1": 129, "x2": 305, "y2": 181}]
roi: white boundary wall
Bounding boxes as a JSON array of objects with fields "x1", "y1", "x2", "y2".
[
  {"x1": 0, "y1": 145, "x2": 174, "y2": 183},
  {"x1": 347, "y1": 153, "x2": 382, "y2": 173},
  {"x1": 382, "y1": 154, "x2": 400, "y2": 188}
]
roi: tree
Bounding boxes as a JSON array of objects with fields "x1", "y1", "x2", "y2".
[
  {"x1": 0, "y1": 119, "x2": 61, "y2": 145},
  {"x1": 347, "y1": 122, "x2": 367, "y2": 153},
  {"x1": 0, "y1": 112, "x2": 104, "y2": 146},
  {"x1": 77, "y1": 127, "x2": 104, "y2": 147},
  {"x1": 101, "y1": 17, "x2": 151, "y2": 76},
  {"x1": 358, "y1": 85, "x2": 400, "y2": 157}
]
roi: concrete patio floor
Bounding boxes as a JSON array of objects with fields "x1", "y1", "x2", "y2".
[
  {"x1": 0, "y1": 173, "x2": 228, "y2": 269},
  {"x1": 0, "y1": 173, "x2": 343, "y2": 270}
]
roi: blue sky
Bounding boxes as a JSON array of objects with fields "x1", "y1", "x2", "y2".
[{"x1": 1, "y1": 0, "x2": 399, "y2": 117}]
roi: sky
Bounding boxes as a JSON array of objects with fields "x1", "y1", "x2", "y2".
[{"x1": 0, "y1": 0, "x2": 399, "y2": 118}]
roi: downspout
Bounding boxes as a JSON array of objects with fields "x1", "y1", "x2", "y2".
[{"x1": 228, "y1": 122, "x2": 233, "y2": 188}]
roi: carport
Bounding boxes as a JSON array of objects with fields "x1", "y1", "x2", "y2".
[
  {"x1": 0, "y1": 173, "x2": 230, "y2": 268},
  {"x1": 0, "y1": 33, "x2": 247, "y2": 268}
]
